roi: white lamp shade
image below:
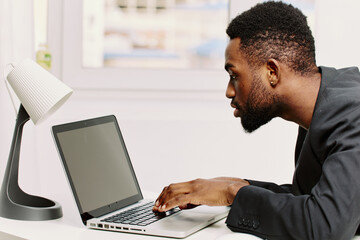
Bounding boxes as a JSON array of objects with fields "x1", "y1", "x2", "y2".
[{"x1": 6, "y1": 58, "x2": 73, "y2": 125}]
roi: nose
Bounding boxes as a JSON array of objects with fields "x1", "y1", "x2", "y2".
[{"x1": 226, "y1": 81, "x2": 235, "y2": 99}]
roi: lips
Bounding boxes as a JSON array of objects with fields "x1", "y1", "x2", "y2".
[
  {"x1": 234, "y1": 108, "x2": 241, "y2": 117},
  {"x1": 231, "y1": 102, "x2": 242, "y2": 117}
]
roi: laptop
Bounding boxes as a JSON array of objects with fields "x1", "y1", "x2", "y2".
[{"x1": 52, "y1": 115, "x2": 229, "y2": 238}]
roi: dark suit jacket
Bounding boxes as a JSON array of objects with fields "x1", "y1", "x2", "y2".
[{"x1": 226, "y1": 66, "x2": 360, "y2": 240}]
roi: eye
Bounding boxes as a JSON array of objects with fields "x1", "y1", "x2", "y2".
[
  {"x1": 226, "y1": 68, "x2": 238, "y2": 81},
  {"x1": 229, "y1": 74, "x2": 237, "y2": 81}
]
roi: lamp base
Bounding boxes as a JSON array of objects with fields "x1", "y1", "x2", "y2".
[
  {"x1": 0, "y1": 190, "x2": 62, "y2": 221},
  {"x1": 0, "y1": 104, "x2": 62, "y2": 220}
]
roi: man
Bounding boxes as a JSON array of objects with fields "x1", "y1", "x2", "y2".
[{"x1": 153, "y1": 1, "x2": 360, "y2": 239}]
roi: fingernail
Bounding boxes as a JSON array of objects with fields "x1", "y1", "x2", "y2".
[
  {"x1": 155, "y1": 200, "x2": 159, "y2": 207},
  {"x1": 161, "y1": 204, "x2": 166, "y2": 211}
]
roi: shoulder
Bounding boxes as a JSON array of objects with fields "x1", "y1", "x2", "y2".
[
  {"x1": 318, "y1": 66, "x2": 360, "y2": 97},
  {"x1": 314, "y1": 66, "x2": 360, "y2": 123},
  {"x1": 308, "y1": 66, "x2": 360, "y2": 159}
]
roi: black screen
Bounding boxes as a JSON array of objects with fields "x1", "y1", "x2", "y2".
[{"x1": 52, "y1": 116, "x2": 142, "y2": 219}]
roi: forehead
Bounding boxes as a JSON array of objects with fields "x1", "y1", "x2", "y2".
[
  {"x1": 225, "y1": 38, "x2": 249, "y2": 71},
  {"x1": 225, "y1": 38, "x2": 241, "y2": 57}
]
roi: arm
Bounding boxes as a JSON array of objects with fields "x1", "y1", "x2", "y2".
[
  {"x1": 152, "y1": 177, "x2": 291, "y2": 212},
  {"x1": 226, "y1": 151, "x2": 360, "y2": 240},
  {"x1": 153, "y1": 138, "x2": 360, "y2": 239},
  {"x1": 152, "y1": 177, "x2": 249, "y2": 211},
  {"x1": 153, "y1": 151, "x2": 360, "y2": 239}
]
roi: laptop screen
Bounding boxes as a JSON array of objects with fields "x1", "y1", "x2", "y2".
[{"x1": 52, "y1": 115, "x2": 143, "y2": 223}]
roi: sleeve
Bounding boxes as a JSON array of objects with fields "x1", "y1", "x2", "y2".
[
  {"x1": 226, "y1": 107, "x2": 360, "y2": 240},
  {"x1": 247, "y1": 179, "x2": 292, "y2": 194},
  {"x1": 226, "y1": 186, "x2": 308, "y2": 239}
]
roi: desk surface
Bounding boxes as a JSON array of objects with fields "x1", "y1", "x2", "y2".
[
  {"x1": 0, "y1": 217, "x2": 235, "y2": 240},
  {"x1": 1, "y1": 216, "x2": 360, "y2": 240}
]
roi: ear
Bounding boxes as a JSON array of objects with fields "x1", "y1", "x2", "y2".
[{"x1": 267, "y1": 59, "x2": 280, "y2": 87}]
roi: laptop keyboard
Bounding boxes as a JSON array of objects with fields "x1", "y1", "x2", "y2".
[{"x1": 101, "y1": 201, "x2": 181, "y2": 226}]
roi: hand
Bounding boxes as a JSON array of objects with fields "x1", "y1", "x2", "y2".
[{"x1": 152, "y1": 177, "x2": 249, "y2": 212}]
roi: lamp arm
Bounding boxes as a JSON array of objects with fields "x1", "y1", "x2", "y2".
[
  {"x1": 0, "y1": 104, "x2": 62, "y2": 220},
  {"x1": 5, "y1": 104, "x2": 30, "y2": 201}
]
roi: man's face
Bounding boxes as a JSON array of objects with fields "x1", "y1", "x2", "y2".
[{"x1": 224, "y1": 38, "x2": 281, "y2": 133}]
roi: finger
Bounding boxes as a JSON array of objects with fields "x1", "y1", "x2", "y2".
[
  {"x1": 179, "y1": 203, "x2": 199, "y2": 210},
  {"x1": 155, "y1": 182, "x2": 192, "y2": 208},
  {"x1": 153, "y1": 188, "x2": 171, "y2": 212},
  {"x1": 154, "y1": 186, "x2": 169, "y2": 208},
  {"x1": 152, "y1": 205, "x2": 160, "y2": 212},
  {"x1": 158, "y1": 194, "x2": 200, "y2": 212}
]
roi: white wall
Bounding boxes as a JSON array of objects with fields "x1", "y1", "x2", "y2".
[{"x1": 315, "y1": 0, "x2": 360, "y2": 68}]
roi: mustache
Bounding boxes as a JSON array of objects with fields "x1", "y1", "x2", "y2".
[{"x1": 231, "y1": 101, "x2": 241, "y2": 109}]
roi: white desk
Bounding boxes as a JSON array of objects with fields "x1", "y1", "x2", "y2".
[
  {"x1": 1, "y1": 216, "x2": 360, "y2": 240},
  {"x1": 0, "y1": 217, "x2": 235, "y2": 240}
]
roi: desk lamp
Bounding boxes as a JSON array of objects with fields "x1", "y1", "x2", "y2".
[{"x1": 0, "y1": 58, "x2": 73, "y2": 220}]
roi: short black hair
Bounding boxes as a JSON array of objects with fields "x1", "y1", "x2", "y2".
[{"x1": 226, "y1": 1, "x2": 316, "y2": 75}]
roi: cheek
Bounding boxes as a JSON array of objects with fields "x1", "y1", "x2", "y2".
[{"x1": 235, "y1": 81, "x2": 249, "y2": 104}]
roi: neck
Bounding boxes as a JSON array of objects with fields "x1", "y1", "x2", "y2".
[{"x1": 280, "y1": 70, "x2": 321, "y2": 130}]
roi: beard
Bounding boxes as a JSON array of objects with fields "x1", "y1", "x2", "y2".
[{"x1": 240, "y1": 74, "x2": 282, "y2": 133}]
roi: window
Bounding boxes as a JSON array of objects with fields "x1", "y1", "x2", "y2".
[{"x1": 83, "y1": 0, "x2": 229, "y2": 70}]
